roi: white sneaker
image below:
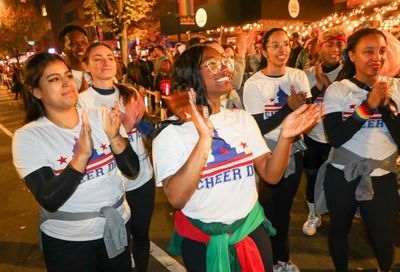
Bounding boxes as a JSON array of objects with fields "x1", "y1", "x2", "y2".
[
  {"x1": 273, "y1": 262, "x2": 286, "y2": 272},
  {"x1": 273, "y1": 260, "x2": 300, "y2": 272},
  {"x1": 302, "y1": 214, "x2": 321, "y2": 236},
  {"x1": 285, "y1": 260, "x2": 301, "y2": 272}
]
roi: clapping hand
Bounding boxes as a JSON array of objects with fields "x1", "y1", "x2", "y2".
[
  {"x1": 315, "y1": 62, "x2": 331, "y2": 91},
  {"x1": 287, "y1": 86, "x2": 307, "y2": 110},
  {"x1": 280, "y1": 104, "x2": 321, "y2": 139},
  {"x1": 367, "y1": 81, "x2": 389, "y2": 109},
  {"x1": 165, "y1": 89, "x2": 213, "y2": 138},
  {"x1": 189, "y1": 91, "x2": 214, "y2": 139},
  {"x1": 236, "y1": 30, "x2": 258, "y2": 58},
  {"x1": 122, "y1": 91, "x2": 145, "y2": 132},
  {"x1": 78, "y1": 110, "x2": 93, "y2": 159},
  {"x1": 165, "y1": 91, "x2": 193, "y2": 122},
  {"x1": 102, "y1": 101, "x2": 122, "y2": 142}
]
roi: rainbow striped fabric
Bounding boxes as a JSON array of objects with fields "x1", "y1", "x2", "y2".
[{"x1": 178, "y1": 0, "x2": 194, "y2": 16}]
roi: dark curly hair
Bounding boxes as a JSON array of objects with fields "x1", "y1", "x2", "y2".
[{"x1": 58, "y1": 24, "x2": 87, "y2": 50}]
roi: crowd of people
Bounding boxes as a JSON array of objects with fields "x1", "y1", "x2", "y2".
[
  {"x1": 2, "y1": 20, "x2": 399, "y2": 272},
  {"x1": 0, "y1": 63, "x2": 23, "y2": 100}
]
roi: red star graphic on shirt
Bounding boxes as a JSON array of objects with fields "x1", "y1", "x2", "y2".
[
  {"x1": 240, "y1": 142, "x2": 247, "y2": 149},
  {"x1": 349, "y1": 104, "x2": 356, "y2": 109},
  {"x1": 57, "y1": 156, "x2": 67, "y2": 165},
  {"x1": 100, "y1": 143, "x2": 107, "y2": 151},
  {"x1": 219, "y1": 148, "x2": 229, "y2": 154}
]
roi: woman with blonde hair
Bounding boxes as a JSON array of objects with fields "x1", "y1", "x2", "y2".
[{"x1": 78, "y1": 42, "x2": 154, "y2": 272}]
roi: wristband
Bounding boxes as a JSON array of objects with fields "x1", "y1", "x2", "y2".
[{"x1": 354, "y1": 101, "x2": 373, "y2": 121}]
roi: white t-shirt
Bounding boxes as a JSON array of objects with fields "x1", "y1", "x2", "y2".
[
  {"x1": 243, "y1": 67, "x2": 311, "y2": 141},
  {"x1": 221, "y1": 89, "x2": 243, "y2": 110},
  {"x1": 152, "y1": 108, "x2": 269, "y2": 224},
  {"x1": 323, "y1": 78, "x2": 400, "y2": 176},
  {"x1": 12, "y1": 108, "x2": 130, "y2": 241},
  {"x1": 72, "y1": 69, "x2": 92, "y2": 91},
  {"x1": 78, "y1": 86, "x2": 153, "y2": 191},
  {"x1": 304, "y1": 63, "x2": 343, "y2": 143}
]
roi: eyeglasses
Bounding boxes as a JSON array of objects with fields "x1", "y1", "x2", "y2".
[
  {"x1": 266, "y1": 42, "x2": 291, "y2": 51},
  {"x1": 201, "y1": 57, "x2": 234, "y2": 74}
]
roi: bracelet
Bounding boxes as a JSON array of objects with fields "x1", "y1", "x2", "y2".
[{"x1": 354, "y1": 101, "x2": 373, "y2": 121}]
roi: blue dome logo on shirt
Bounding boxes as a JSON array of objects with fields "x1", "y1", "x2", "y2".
[
  {"x1": 72, "y1": 137, "x2": 79, "y2": 155},
  {"x1": 72, "y1": 137, "x2": 104, "y2": 162},
  {"x1": 276, "y1": 86, "x2": 288, "y2": 105},
  {"x1": 199, "y1": 129, "x2": 254, "y2": 190},
  {"x1": 207, "y1": 129, "x2": 245, "y2": 167},
  {"x1": 265, "y1": 86, "x2": 288, "y2": 118}
]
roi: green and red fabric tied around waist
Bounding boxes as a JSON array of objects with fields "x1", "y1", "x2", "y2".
[{"x1": 167, "y1": 202, "x2": 276, "y2": 272}]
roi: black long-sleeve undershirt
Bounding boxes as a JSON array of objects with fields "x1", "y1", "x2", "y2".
[
  {"x1": 252, "y1": 104, "x2": 292, "y2": 135},
  {"x1": 113, "y1": 141, "x2": 139, "y2": 179},
  {"x1": 323, "y1": 111, "x2": 367, "y2": 148},
  {"x1": 324, "y1": 105, "x2": 400, "y2": 149},
  {"x1": 310, "y1": 86, "x2": 323, "y2": 103},
  {"x1": 24, "y1": 165, "x2": 83, "y2": 212},
  {"x1": 23, "y1": 143, "x2": 139, "y2": 212},
  {"x1": 378, "y1": 105, "x2": 400, "y2": 147}
]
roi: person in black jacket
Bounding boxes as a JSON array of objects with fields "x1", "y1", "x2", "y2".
[{"x1": 288, "y1": 32, "x2": 303, "y2": 68}]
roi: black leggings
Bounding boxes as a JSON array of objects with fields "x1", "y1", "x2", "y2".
[
  {"x1": 303, "y1": 135, "x2": 331, "y2": 203},
  {"x1": 41, "y1": 221, "x2": 132, "y2": 272},
  {"x1": 125, "y1": 179, "x2": 155, "y2": 272},
  {"x1": 181, "y1": 224, "x2": 274, "y2": 272},
  {"x1": 258, "y1": 152, "x2": 303, "y2": 263},
  {"x1": 324, "y1": 164, "x2": 399, "y2": 272}
]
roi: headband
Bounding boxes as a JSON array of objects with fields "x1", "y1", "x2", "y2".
[{"x1": 318, "y1": 35, "x2": 347, "y2": 47}]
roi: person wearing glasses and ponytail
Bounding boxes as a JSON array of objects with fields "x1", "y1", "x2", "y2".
[
  {"x1": 315, "y1": 28, "x2": 400, "y2": 272},
  {"x1": 243, "y1": 28, "x2": 311, "y2": 272},
  {"x1": 152, "y1": 44, "x2": 320, "y2": 272}
]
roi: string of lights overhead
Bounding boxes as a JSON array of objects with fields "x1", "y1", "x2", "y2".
[{"x1": 195, "y1": 0, "x2": 399, "y2": 38}]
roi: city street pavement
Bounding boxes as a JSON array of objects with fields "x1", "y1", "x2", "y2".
[{"x1": 0, "y1": 84, "x2": 399, "y2": 272}]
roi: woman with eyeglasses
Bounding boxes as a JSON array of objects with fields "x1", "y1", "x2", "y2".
[
  {"x1": 12, "y1": 52, "x2": 139, "y2": 272},
  {"x1": 77, "y1": 42, "x2": 155, "y2": 272},
  {"x1": 243, "y1": 28, "x2": 311, "y2": 272},
  {"x1": 201, "y1": 40, "x2": 243, "y2": 109},
  {"x1": 317, "y1": 28, "x2": 400, "y2": 272},
  {"x1": 152, "y1": 44, "x2": 320, "y2": 271}
]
